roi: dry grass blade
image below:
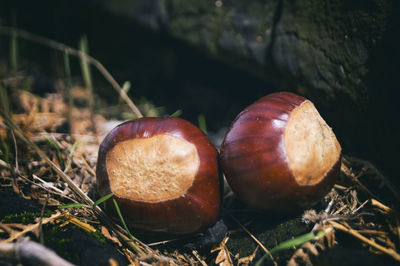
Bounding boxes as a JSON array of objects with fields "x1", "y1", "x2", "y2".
[
  {"x1": 60, "y1": 213, "x2": 96, "y2": 233},
  {"x1": 192, "y1": 250, "x2": 207, "y2": 266},
  {"x1": 0, "y1": 159, "x2": 10, "y2": 169},
  {"x1": 0, "y1": 26, "x2": 143, "y2": 118},
  {"x1": 328, "y1": 221, "x2": 400, "y2": 261},
  {"x1": 370, "y1": 198, "x2": 392, "y2": 214}
]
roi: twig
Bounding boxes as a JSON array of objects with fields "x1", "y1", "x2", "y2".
[
  {"x1": 329, "y1": 221, "x2": 400, "y2": 262},
  {"x1": 0, "y1": 237, "x2": 74, "y2": 266},
  {"x1": 352, "y1": 199, "x2": 369, "y2": 215},
  {"x1": 33, "y1": 132, "x2": 97, "y2": 142},
  {"x1": 231, "y1": 216, "x2": 277, "y2": 266},
  {"x1": 147, "y1": 237, "x2": 184, "y2": 246},
  {"x1": 0, "y1": 26, "x2": 143, "y2": 118}
]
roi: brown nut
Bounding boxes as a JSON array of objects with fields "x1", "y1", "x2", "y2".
[
  {"x1": 220, "y1": 92, "x2": 341, "y2": 212},
  {"x1": 96, "y1": 117, "x2": 221, "y2": 234}
]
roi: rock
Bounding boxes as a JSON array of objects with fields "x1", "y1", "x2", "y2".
[
  {"x1": 97, "y1": 0, "x2": 392, "y2": 106},
  {"x1": 271, "y1": 0, "x2": 391, "y2": 106}
]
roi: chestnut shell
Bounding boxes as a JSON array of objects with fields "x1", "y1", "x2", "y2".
[
  {"x1": 220, "y1": 92, "x2": 341, "y2": 212},
  {"x1": 96, "y1": 117, "x2": 221, "y2": 234}
]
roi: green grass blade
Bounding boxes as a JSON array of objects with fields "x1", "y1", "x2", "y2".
[
  {"x1": 255, "y1": 230, "x2": 326, "y2": 266},
  {"x1": 79, "y1": 35, "x2": 96, "y2": 133},
  {"x1": 79, "y1": 34, "x2": 93, "y2": 90},
  {"x1": 270, "y1": 230, "x2": 325, "y2": 253},
  {"x1": 64, "y1": 51, "x2": 74, "y2": 136},
  {"x1": 113, "y1": 198, "x2": 133, "y2": 237},
  {"x1": 93, "y1": 193, "x2": 114, "y2": 208},
  {"x1": 58, "y1": 203, "x2": 89, "y2": 209},
  {"x1": 65, "y1": 140, "x2": 80, "y2": 169},
  {"x1": 169, "y1": 109, "x2": 182, "y2": 117},
  {"x1": 79, "y1": 35, "x2": 94, "y2": 113},
  {"x1": 197, "y1": 114, "x2": 207, "y2": 134},
  {"x1": 64, "y1": 51, "x2": 72, "y2": 89},
  {"x1": 10, "y1": 10, "x2": 18, "y2": 72},
  {"x1": 43, "y1": 137, "x2": 63, "y2": 164},
  {"x1": 122, "y1": 81, "x2": 131, "y2": 94},
  {"x1": 67, "y1": 140, "x2": 80, "y2": 153}
]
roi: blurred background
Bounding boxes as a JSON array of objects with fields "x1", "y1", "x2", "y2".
[{"x1": 0, "y1": 0, "x2": 399, "y2": 189}]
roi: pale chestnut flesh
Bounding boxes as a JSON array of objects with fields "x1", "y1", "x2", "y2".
[
  {"x1": 96, "y1": 117, "x2": 221, "y2": 235},
  {"x1": 285, "y1": 101, "x2": 341, "y2": 186},
  {"x1": 106, "y1": 134, "x2": 199, "y2": 202},
  {"x1": 220, "y1": 92, "x2": 341, "y2": 212}
]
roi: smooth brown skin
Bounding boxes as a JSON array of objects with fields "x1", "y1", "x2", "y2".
[
  {"x1": 97, "y1": 117, "x2": 221, "y2": 235},
  {"x1": 220, "y1": 92, "x2": 341, "y2": 212}
]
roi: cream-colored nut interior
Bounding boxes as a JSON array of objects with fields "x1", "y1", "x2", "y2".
[
  {"x1": 284, "y1": 101, "x2": 341, "y2": 186},
  {"x1": 106, "y1": 134, "x2": 199, "y2": 202}
]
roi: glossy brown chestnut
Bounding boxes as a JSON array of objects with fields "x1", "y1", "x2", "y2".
[
  {"x1": 96, "y1": 117, "x2": 221, "y2": 235},
  {"x1": 220, "y1": 92, "x2": 341, "y2": 212}
]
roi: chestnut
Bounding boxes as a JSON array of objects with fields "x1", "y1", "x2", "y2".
[
  {"x1": 220, "y1": 92, "x2": 341, "y2": 212},
  {"x1": 96, "y1": 117, "x2": 221, "y2": 235}
]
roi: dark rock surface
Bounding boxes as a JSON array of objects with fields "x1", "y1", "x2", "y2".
[{"x1": 98, "y1": 0, "x2": 392, "y2": 106}]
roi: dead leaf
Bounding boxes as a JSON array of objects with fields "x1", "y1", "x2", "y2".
[
  {"x1": 211, "y1": 236, "x2": 233, "y2": 266},
  {"x1": 237, "y1": 246, "x2": 259, "y2": 265},
  {"x1": 101, "y1": 226, "x2": 122, "y2": 247}
]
